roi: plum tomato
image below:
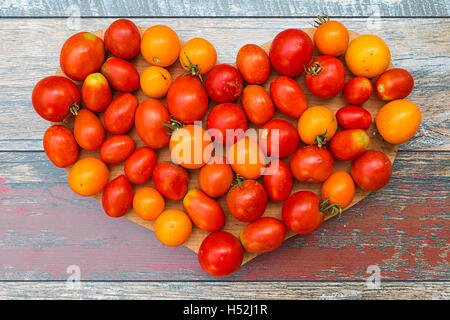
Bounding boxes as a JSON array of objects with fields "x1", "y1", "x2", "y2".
[
  {"x1": 263, "y1": 160, "x2": 293, "y2": 202},
  {"x1": 241, "y1": 85, "x2": 274, "y2": 126},
  {"x1": 153, "y1": 162, "x2": 189, "y2": 201},
  {"x1": 154, "y1": 209, "x2": 192, "y2": 247},
  {"x1": 240, "y1": 217, "x2": 286, "y2": 253},
  {"x1": 104, "y1": 19, "x2": 141, "y2": 60},
  {"x1": 290, "y1": 145, "x2": 334, "y2": 183},
  {"x1": 270, "y1": 76, "x2": 308, "y2": 119},
  {"x1": 329, "y1": 129, "x2": 370, "y2": 161},
  {"x1": 226, "y1": 179, "x2": 267, "y2": 223},
  {"x1": 342, "y1": 77, "x2": 373, "y2": 105},
  {"x1": 321, "y1": 171, "x2": 355, "y2": 210},
  {"x1": 305, "y1": 55, "x2": 345, "y2": 99},
  {"x1": 206, "y1": 103, "x2": 248, "y2": 146},
  {"x1": 282, "y1": 191, "x2": 324, "y2": 234},
  {"x1": 101, "y1": 57, "x2": 140, "y2": 92},
  {"x1": 81, "y1": 73, "x2": 112, "y2": 112},
  {"x1": 236, "y1": 44, "x2": 271, "y2": 84},
  {"x1": 141, "y1": 25, "x2": 180, "y2": 67},
  {"x1": 336, "y1": 105, "x2": 372, "y2": 130},
  {"x1": 183, "y1": 189, "x2": 226, "y2": 232},
  {"x1": 259, "y1": 119, "x2": 299, "y2": 158},
  {"x1": 198, "y1": 156, "x2": 234, "y2": 198},
  {"x1": 313, "y1": 17, "x2": 349, "y2": 56},
  {"x1": 68, "y1": 157, "x2": 109, "y2": 197},
  {"x1": 135, "y1": 99, "x2": 170, "y2": 149},
  {"x1": 99, "y1": 134, "x2": 136, "y2": 164},
  {"x1": 104, "y1": 93, "x2": 139, "y2": 134},
  {"x1": 133, "y1": 187, "x2": 165, "y2": 221},
  {"x1": 351, "y1": 150, "x2": 392, "y2": 191},
  {"x1": 375, "y1": 68, "x2": 414, "y2": 101},
  {"x1": 124, "y1": 146, "x2": 157, "y2": 184},
  {"x1": 73, "y1": 109, "x2": 105, "y2": 151},
  {"x1": 297, "y1": 106, "x2": 337, "y2": 146},
  {"x1": 102, "y1": 175, "x2": 133, "y2": 218},
  {"x1": 43, "y1": 125, "x2": 79, "y2": 168},
  {"x1": 205, "y1": 64, "x2": 243, "y2": 103},
  {"x1": 179, "y1": 37, "x2": 217, "y2": 75},
  {"x1": 140, "y1": 66, "x2": 172, "y2": 99},
  {"x1": 227, "y1": 137, "x2": 267, "y2": 180}
]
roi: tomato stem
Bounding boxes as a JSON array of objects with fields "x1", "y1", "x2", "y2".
[
  {"x1": 305, "y1": 60, "x2": 323, "y2": 76},
  {"x1": 314, "y1": 130, "x2": 328, "y2": 148},
  {"x1": 161, "y1": 117, "x2": 184, "y2": 135},
  {"x1": 319, "y1": 198, "x2": 342, "y2": 215},
  {"x1": 231, "y1": 174, "x2": 246, "y2": 189},
  {"x1": 313, "y1": 15, "x2": 330, "y2": 27},
  {"x1": 182, "y1": 53, "x2": 204, "y2": 83},
  {"x1": 62, "y1": 102, "x2": 79, "y2": 123}
]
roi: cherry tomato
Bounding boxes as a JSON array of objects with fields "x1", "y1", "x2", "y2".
[
  {"x1": 140, "y1": 66, "x2": 172, "y2": 99},
  {"x1": 336, "y1": 105, "x2": 372, "y2": 130},
  {"x1": 263, "y1": 160, "x2": 293, "y2": 202},
  {"x1": 321, "y1": 171, "x2": 355, "y2": 209},
  {"x1": 133, "y1": 187, "x2": 165, "y2": 221},
  {"x1": 269, "y1": 28, "x2": 313, "y2": 77},
  {"x1": 351, "y1": 150, "x2": 392, "y2": 191},
  {"x1": 329, "y1": 129, "x2": 370, "y2": 160},
  {"x1": 179, "y1": 37, "x2": 217, "y2": 75},
  {"x1": 155, "y1": 209, "x2": 192, "y2": 247},
  {"x1": 313, "y1": 17, "x2": 349, "y2": 56},
  {"x1": 124, "y1": 146, "x2": 157, "y2": 184},
  {"x1": 102, "y1": 175, "x2": 133, "y2": 218},
  {"x1": 206, "y1": 103, "x2": 247, "y2": 146},
  {"x1": 60, "y1": 32, "x2": 105, "y2": 81},
  {"x1": 241, "y1": 85, "x2": 274, "y2": 125},
  {"x1": 259, "y1": 119, "x2": 299, "y2": 158},
  {"x1": 375, "y1": 68, "x2": 414, "y2": 101},
  {"x1": 297, "y1": 106, "x2": 337, "y2": 145},
  {"x1": 270, "y1": 76, "x2": 308, "y2": 119},
  {"x1": 227, "y1": 137, "x2": 267, "y2": 180},
  {"x1": 74, "y1": 109, "x2": 105, "y2": 151},
  {"x1": 198, "y1": 231, "x2": 243, "y2": 277},
  {"x1": 205, "y1": 64, "x2": 243, "y2": 103},
  {"x1": 100, "y1": 134, "x2": 136, "y2": 164},
  {"x1": 236, "y1": 44, "x2": 271, "y2": 84},
  {"x1": 198, "y1": 156, "x2": 233, "y2": 197},
  {"x1": 153, "y1": 162, "x2": 189, "y2": 201},
  {"x1": 81, "y1": 73, "x2": 112, "y2": 112},
  {"x1": 141, "y1": 25, "x2": 180, "y2": 67},
  {"x1": 226, "y1": 179, "x2": 267, "y2": 222},
  {"x1": 305, "y1": 55, "x2": 345, "y2": 98},
  {"x1": 135, "y1": 99, "x2": 170, "y2": 149},
  {"x1": 32, "y1": 76, "x2": 80, "y2": 122},
  {"x1": 290, "y1": 145, "x2": 334, "y2": 183},
  {"x1": 240, "y1": 217, "x2": 286, "y2": 253},
  {"x1": 68, "y1": 157, "x2": 109, "y2": 197},
  {"x1": 282, "y1": 191, "x2": 324, "y2": 234},
  {"x1": 104, "y1": 93, "x2": 139, "y2": 134},
  {"x1": 104, "y1": 19, "x2": 141, "y2": 60},
  {"x1": 43, "y1": 125, "x2": 79, "y2": 168},
  {"x1": 342, "y1": 77, "x2": 373, "y2": 105},
  {"x1": 183, "y1": 189, "x2": 225, "y2": 232},
  {"x1": 101, "y1": 57, "x2": 140, "y2": 92}
]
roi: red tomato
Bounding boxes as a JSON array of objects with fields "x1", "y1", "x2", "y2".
[
  {"x1": 282, "y1": 191, "x2": 324, "y2": 234},
  {"x1": 100, "y1": 135, "x2": 136, "y2": 164},
  {"x1": 336, "y1": 105, "x2": 372, "y2": 130},
  {"x1": 183, "y1": 189, "x2": 225, "y2": 232},
  {"x1": 290, "y1": 145, "x2": 333, "y2": 183},
  {"x1": 342, "y1": 77, "x2": 373, "y2": 105},
  {"x1": 269, "y1": 29, "x2": 313, "y2": 77},
  {"x1": 351, "y1": 150, "x2": 392, "y2": 191},
  {"x1": 263, "y1": 160, "x2": 293, "y2": 202},
  {"x1": 226, "y1": 179, "x2": 267, "y2": 222},
  {"x1": 198, "y1": 231, "x2": 243, "y2": 277},
  {"x1": 205, "y1": 64, "x2": 243, "y2": 103},
  {"x1": 198, "y1": 156, "x2": 233, "y2": 197},
  {"x1": 135, "y1": 99, "x2": 170, "y2": 149},
  {"x1": 236, "y1": 44, "x2": 271, "y2": 84},
  {"x1": 153, "y1": 162, "x2": 189, "y2": 200},
  {"x1": 104, "y1": 93, "x2": 139, "y2": 134},
  {"x1": 102, "y1": 175, "x2": 133, "y2": 218},
  {"x1": 375, "y1": 68, "x2": 414, "y2": 101},
  {"x1": 321, "y1": 171, "x2": 355, "y2": 210},
  {"x1": 259, "y1": 119, "x2": 299, "y2": 158},
  {"x1": 81, "y1": 73, "x2": 112, "y2": 112},
  {"x1": 124, "y1": 147, "x2": 157, "y2": 184},
  {"x1": 241, "y1": 85, "x2": 274, "y2": 125},
  {"x1": 43, "y1": 125, "x2": 79, "y2": 168},
  {"x1": 104, "y1": 19, "x2": 141, "y2": 60},
  {"x1": 305, "y1": 55, "x2": 345, "y2": 98},
  {"x1": 329, "y1": 129, "x2": 370, "y2": 160},
  {"x1": 206, "y1": 103, "x2": 247, "y2": 146},
  {"x1": 101, "y1": 57, "x2": 140, "y2": 92},
  {"x1": 166, "y1": 74, "x2": 208, "y2": 124},
  {"x1": 60, "y1": 32, "x2": 105, "y2": 81},
  {"x1": 270, "y1": 76, "x2": 308, "y2": 118},
  {"x1": 73, "y1": 109, "x2": 105, "y2": 151},
  {"x1": 32, "y1": 76, "x2": 80, "y2": 122},
  {"x1": 240, "y1": 217, "x2": 286, "y2": 253}
]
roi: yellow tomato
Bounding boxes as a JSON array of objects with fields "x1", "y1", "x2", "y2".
[
  {"x1": 179, "y1": 38, "x2": 217, "y2": 75},
  {"x1": 141, "y1": 25, "x2": 180, "y2": 67},
  {"x1": 133, "y1": 187, "x2": 165, "y2": 221},
  {"x1": 154, "y1": 209, "x2": 192, "y2": 247},
  {"x1": 297, "y1": 106, "x2": 337, "y2": 145},
  {"x1": 227, "y1": 137, "x2": 267, "y2": 179},
  {"x1": 140, "y1": 66, "x2": 172, "y2": 98},
  {"x1": 68, "y1": 157, "x2": 109, "y2": 196}
]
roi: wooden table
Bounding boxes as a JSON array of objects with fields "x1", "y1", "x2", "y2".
[{"x1": 0, "y1": 1, "x2": 448, "y2": 300}]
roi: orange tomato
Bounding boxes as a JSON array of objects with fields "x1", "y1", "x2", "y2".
[
  {"x1": 313, "y1": 18, "x2": 349, "y2": 56},
  {"x1": 179, "y1": 38, "x2": 217, "y2": 75},
  {"x1": 141, "y1": 25, "x2": 180, "y2": 67},
  {"x1": 321, "y1": 171, "x2": 355, "y2": 209},
  {"x1": 133, "y1": 187, "x2": 165, "y2": 221},
  {"x1": 198, "y1": 156, "x2": 234, "y2": 197},
  {"x1": 297, "y1": 106, "x2": 337, "y2": 145},
  {"x1": 154, "y1": 209, "x2": 192, "y2": 246},
  {"x1": 68, "y1": 157, "x2": 109, "y2": 196},
  {"x1": 140, "y1": 66, "x2": 172, "y2": 98},
  {"x1": 227, "y1": 137, "x2": 266, "y2": 179}
]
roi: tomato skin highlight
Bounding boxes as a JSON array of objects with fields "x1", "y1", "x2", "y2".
[
  {"x1": 259, "y1": 119, "x2": 299, "y2": 158},
  {"x1": 270, "y1": 76, "x2": 308, "y2": 119},
  {"x1": 198, "y1": 156, "x2": 233, "y2": 198},
  {"x1": 305, "y1": 55, "x2": 346, "y2": 99},
  {"x1": 135, "y1": 99, "x2": 170, "y2": 149},
  {"x1": 329, "y1": 129, "x2": 370, "y2": 161},
  {"x1": 336, "y1": 105, "x2": 372, "y2": 130},
  {"x1": 342, "y1": 77, "x2": 373, "y2": 105},
  {"x1": 68, "y1": 157, "x2": 109, "y2": 197},
  {"x1": 240, "y1": 217, "x2": 286, "y2": 253},
  {"x1": 290, "y1": 145, "x2": 334, "y2": 183},
  {"x1": 43, "y1": 125, "x2": 79, "y2": 168},
  {"x1": 101, "y1": 57, "x2": 140, "y2": 92},
  {"x1": 236, "y1": 44, "x2": 271, "y2": 84},
  {"x1": 375, "y1": 68, "x2": 414, "y2": 101},
  {"x1": 102, "y1": 175, "x2": 133, "y2": 218},
  {"x1": 104, "y1": 93, "x2": 139, "y2": 134},
  {"x1": 263, "y1": 160, "x2": 293, "y2": 202},
  {"x1": 100, "y1": 134, "x2": 136, "y2": 164},
  {"x1": 282, "y1": 191, "x2": 324, "y2": 234},
  {"x1": 183, "y1": 189, "x2": 226, "y2": 232},
  {"x1": 351, "y1": 150, "x2": 392, "y2": 191},
  {"x1": 206, "y1": 103, "x2": 248, "y2": 146},
  {"x1": 74, "y1": 109, "x2": 105, "y2": 151},
  {"x1": 241, "y1": 85, "x2": 274, "y2": 126},
  {"x1": 321, "y1": 171, "x2": 355, "y2": 209},
  {"x1": 226, "y1": 180, "x2": 268, "y2": 223},
  {"x1": 153, "y1": 162, "x2": 189, "y2": 201},
  {"x1": 124, "y1": 147, "x2": 157, "y2": 184},
  {"x1": 82, "y1": 73, "x2": 112, "y2": 112},
  {"x1": 205, "y1": 64, "x2": 243, "y2": 103},
  {"x1": 104, "y1": 19, "x2": 141, "y2": 60}
]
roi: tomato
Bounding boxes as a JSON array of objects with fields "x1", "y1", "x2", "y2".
[
  {"x1": 336, "y1": 105, "x2": 372, "y2": 130},
  {"x1": 297, "y1": 106, "x2": 337, "y2": 145},
  {"x1": 227, "y1": 137, "x2": 267, "y2": 180},
  {"x1": 259, "y1": 119, "x2": 299, "y2": 158},
  {"x1": 32, "y1": 76, "x2": 80, "y2": 122},
  {"x1": 205, "y1": 64, "x2": 243, "y2": 103},
  {"x1": 133, "y1": 187, "x2": 165, "y2": 221},
  {"x1": 166, "y1": 75, "x2": 208, "y2": 124},
  {"x1": 155, "y1": 209, "x2": 192, "y2": 247},
  {"x1": 104, "y1": 19, "x2": 141, "y2": 60},
  {"x1": 198, "y1": 156, "x2": 233, "y2": 197},
  {"x1": 270, "y1": 76, "x2": 308, "y2": 119},
  {"x1": 375, "y1": 68, "x2": 414, "y2": 101},
  {"x1": 102, "y1": 175, "x2": 133, "y2": 218},
  {"x1": 100, "y1": 134, "x2": 136, "y2": 164},
  {"x1": 43, "y1": 125, "x2": 79, "y2": 168},
  {"x1": 153, "y1": 162, "x2": 189, "y2": 201},
  {"x1": 206, "y1": 103, "x2": 247, "y2": 146},
  {"x1": 198, "y1": 231, "x2": 243, "y2": 277},
  {"x1": 263, "y1": 160, "x2": 293, "y2": 202},
  {"x1": 104, "y1": 93, "x2": 138, "y2": 134},
  {"x1": 141, "y1": 25, "x2": 180, "y2": 67},
  {"x1": 124, "y1": 146, "x2": 157, "y2": 184},
  {"x1": 329, "y1": 129, "x2": 370, "y2": 160},
  {"x1": 282, "y1": 191, "x2": 324, "y2": 234},
  {"x1": 313, "y1": 17, "x2": 349, "y2": 56},
  {"x1": 73, "y1": 109, "x2": 105, "y2": 151},
  {"x1": 321, "y1": 171, "x2": 355, "y2": 210},
  {"x1": 240, "y1": 217, "x2": 286, "y2": 253},
  {"x1": 305, "y1": 55, "x2": 345, "y2": 98},
  {"x1": 269, "y1": 28, "x2": 313, "y2": 77},
  {"x1": 180, "y1": 37, "x2": 217, "y2": 75},
  {"x1": 183, "y1": 189, "x2": 226, "y2": 232},
  {"x1": 226, "y1": 179, "x2": 267, "y2": 222},
  {"x1": 68, "y1": 157, "x2": 109, "y2": 197},
  {"x1": 290, "y1": 145, "x2": 334, "y2": 183},
  {"x1": 342, "y1": 77, "x2": 373, "y2": 105},
  {"x1": 101, "y1": 57, "x2": 139, "y2": 92},
  {"x1": 351, "y1": 150, "x2": 392, "y2": 191},
  {"x1": 140, "y1": 66, "x2": 172, "y2": 99},
  {"x1": 236, "y1": 44, "x2": 271, "y2": 84},
  {"x1": 81, "y1": 73, "x2": 112, "y2": 112},
  {"x1": 60, "y1": 32, "x2": 105, "y2": 81},
  {"x1": 241, "y1": 85, "x2": 274, "y2": 125},
  {"x1": 345, "y1": 35, "x2": 391, "y2": 78},
  {"x1": 135, "y1": 99, "x2": 170, "y2": 149}
]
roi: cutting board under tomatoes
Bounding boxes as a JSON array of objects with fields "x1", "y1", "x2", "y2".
[{"x1": 55, "y1": 27, "x2": 398, "y2": 265}]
